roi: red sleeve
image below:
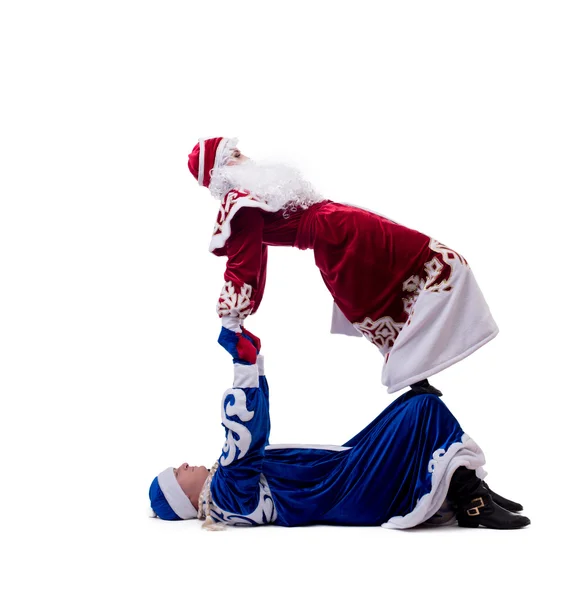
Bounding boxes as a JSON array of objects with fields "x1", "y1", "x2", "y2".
[
  {"x1": 252, "y1": 245, "x2": 267, "y2": 313},
  {"x1": 217, "y1": 207, "x2": 268, "y2": 318}
]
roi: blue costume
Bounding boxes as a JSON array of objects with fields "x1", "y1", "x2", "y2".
[{"x1": 206, "y1": 329, "x2": 487, "y2": 529}]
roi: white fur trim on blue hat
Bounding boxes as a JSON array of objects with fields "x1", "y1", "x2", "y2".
[{"x1": 157, "y1": 467, "x2": 198, "y2": 519}]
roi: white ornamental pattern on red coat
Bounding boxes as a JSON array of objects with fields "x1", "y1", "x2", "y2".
[
  {"x1": 353, "y1": 315, "x2": 405, "y2": 353},
  {"x1": 213, "y1": 189, "x2": 253, "y2": 237},
  {"x1": 217, "y1": 280, "x2": 254, "y2": 319},
  {"x1": 430, "y1": 239, "x2": 468, "y2": 268},
  {"x1": 354, "y1": 239, "x2": 470, "y2": 353}
]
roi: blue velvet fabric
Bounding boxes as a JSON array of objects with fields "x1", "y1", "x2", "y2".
[
  {"x1": 210, "y1": 375, "x2": 273, "y2": 522},
  {"x1": 149, "y1": 477, "x2": 181, "y2": 521},
  {"x1": 264, "y1": 392, "x2": 464, "y2": 526},
  {"x1": 210, "y1": 334, "x2": 468, "y2": 527}
]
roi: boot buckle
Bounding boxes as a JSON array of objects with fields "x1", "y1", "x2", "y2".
[{"x1": 466, "y1": 497, "x2": 485, "y2": 517}]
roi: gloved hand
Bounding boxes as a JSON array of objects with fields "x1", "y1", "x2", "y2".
[{"x1": 218, "y1": 316, "x2": 261, "y2": 364}]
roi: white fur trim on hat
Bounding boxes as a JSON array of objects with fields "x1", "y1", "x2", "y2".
[
  {"x1": 198, "y1": 138, "x2": 206, "y2": 187},
  {"x1": 157, "y1": 467, "x2": 198, "y2": 519},
  {"x1": 213, "y1": 137, "x2": 239, "y2": 173}
]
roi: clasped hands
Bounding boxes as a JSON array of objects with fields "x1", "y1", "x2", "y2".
[{"x1": 218, "y1": 315, "x2": 261, "y2": 364}]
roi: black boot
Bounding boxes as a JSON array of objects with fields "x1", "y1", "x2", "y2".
[
  {"x1": 480, "y1": 481, "x2": 524, "y2": 513},
  {"x1": 448, "y1": 467, "x2": 530, "y2": 530},
  {"x1": 410, "y1": 379, "x2": 443, "y2": 397}
]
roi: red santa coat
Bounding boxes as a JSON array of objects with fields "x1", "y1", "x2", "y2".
[{"x1": 211, "y1": 190, "x2": 498, "y2": 393}]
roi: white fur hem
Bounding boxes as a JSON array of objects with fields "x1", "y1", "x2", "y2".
[
  {"x1": 330, "y1": 302, "x2": 362, "y2": 337},
  {"x1": 381, "y1": 434, "x2": 486, "y2": 529},
  {"x1": 385, "y1": 328, "x2": 499, "y2": 393}
]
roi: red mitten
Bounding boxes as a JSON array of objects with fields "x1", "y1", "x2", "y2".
[
  {"x1": 219, "y1": 316, "x2": 260, "y2": 364},
  {"x1": 235, "y1": 333, "x2": 258, "y2": 364},
  {"x1": 240, "y1": 327, "x2": 261, "y2": 353}
]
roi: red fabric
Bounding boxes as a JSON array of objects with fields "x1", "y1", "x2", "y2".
[
  {"x1": 213, "y1": 190, "x2": 255, "y2": 244},
  {"x1": 302, "y1": 202, "x2": 434, "y2": 326},
  {"x1": 215, "y1": 200, "x2": 449, "y2": 331},
  {"x1": 220, "y1": 207, "x2": 268, "y2": 316},
  {"x1": 235, "y1": 333, "x2": 258, "y2": 364},
  {"x1": 241, "y1": 327, "x2": 261, "y2": 352},
  {"x1": 188, "y1": 137, "x2": 223, "y2": 187}
]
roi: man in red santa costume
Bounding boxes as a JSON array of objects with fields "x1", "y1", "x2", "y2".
[{"x1": 188, "y1": 137, "x2": 498, "y2": 395}]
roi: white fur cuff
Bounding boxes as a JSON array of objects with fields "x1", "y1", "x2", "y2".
[{"x1": 233, "y1": 363, "x2": 259, "y2": 388}]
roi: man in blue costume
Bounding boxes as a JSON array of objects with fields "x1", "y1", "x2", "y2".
[{"x1": 149, "y1": 326, "x2": 529, "y2": 530}]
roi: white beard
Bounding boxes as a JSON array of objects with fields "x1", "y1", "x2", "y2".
[{"x1": 209, "y1": 160, "x2": 323, "y2": 213}]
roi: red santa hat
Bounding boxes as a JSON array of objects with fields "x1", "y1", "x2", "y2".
[{"x1": 188, "y1": 137, "x2": 238, "y2": 188}]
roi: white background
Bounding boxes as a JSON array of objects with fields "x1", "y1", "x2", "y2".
[{"x1": 1, "y1": 1, "x2": 574, "y2": 598}]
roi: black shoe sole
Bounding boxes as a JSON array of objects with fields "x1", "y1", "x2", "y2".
[{"x1": 457, "y1": 517, "x2": 531, "y2": 529}]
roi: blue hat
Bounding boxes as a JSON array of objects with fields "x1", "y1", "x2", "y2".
[{"x1": 149, "y1": 468, "x2": 198, "y2": 520}]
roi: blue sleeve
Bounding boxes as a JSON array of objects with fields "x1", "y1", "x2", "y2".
[{"x1": 210, "y1": 355, "x2": 276, "y2": 524}]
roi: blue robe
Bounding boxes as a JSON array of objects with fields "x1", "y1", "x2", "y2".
[{"x1": 209, "y1": 349, "x2": 486, "y2": 528}]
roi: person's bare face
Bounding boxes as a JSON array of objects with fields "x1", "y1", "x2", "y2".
[
  {"x1": 174, "y1": 463, "x2": 209, "y2": 508},
  {"x1": 226, "y1": 148, "x2": 250, "y2": 166}
]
